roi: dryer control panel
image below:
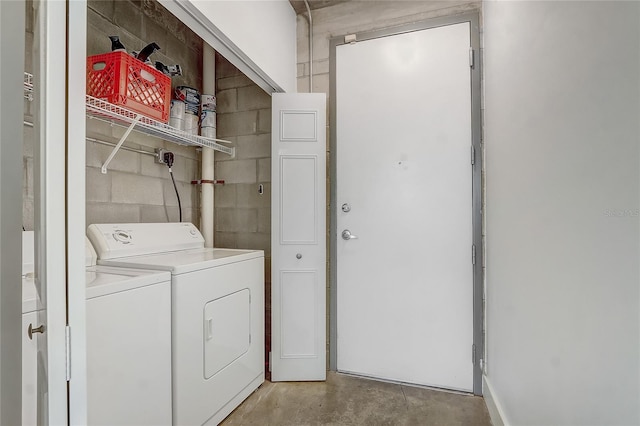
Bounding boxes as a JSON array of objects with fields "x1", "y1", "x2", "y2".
[{"x1": 88, "y1": 222, "x2": 204, "y2": 260}]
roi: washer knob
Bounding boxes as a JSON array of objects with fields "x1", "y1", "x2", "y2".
[
  {"x1": 296, "y1": 253, "x2": 302, "y2": 259},
  {"x1": 113, "y1": 230, "x2": 132, "y2": 244}
]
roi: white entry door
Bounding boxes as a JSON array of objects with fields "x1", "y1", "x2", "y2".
[
  {"x1": 336, "y1": 22, "x2": 474, "y2": 391},
  {"x1": 271, "y1": 93, "x2": 326, "y2": 381}
]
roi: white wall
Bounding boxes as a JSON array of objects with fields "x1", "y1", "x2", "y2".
[
  {"x1": 161, "y1": 0, "x2": 296, "y2": 93},
  {"x1": 484, "y1": 1, "x2": 640, "y2": 425},
  {"x1": 0, "y1": 1, "x2": 25, "y2": 424}
]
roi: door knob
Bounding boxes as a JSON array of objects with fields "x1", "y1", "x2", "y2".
[
  {"x1": 342, "y1": 230, "x2": 358, "y2": 240},
  {"x1": 28, "y1": 324, "x2": 45, "y2": 340}
]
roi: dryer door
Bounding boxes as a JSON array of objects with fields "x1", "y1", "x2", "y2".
[{"x1": 204, "y1": 289, "x2": 251, "y2": 378}]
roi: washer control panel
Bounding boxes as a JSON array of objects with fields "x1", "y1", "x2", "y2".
[
  {"x1": 113, "y1": 230, "x2": 132, "y2": 244},
  {"x1": 87, "y1": 222, "x2": 204, "y2": 260}
]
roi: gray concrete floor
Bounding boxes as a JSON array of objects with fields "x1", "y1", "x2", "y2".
[{"x1": 221, "y1": 372, "x2": 492, "y2": 426}]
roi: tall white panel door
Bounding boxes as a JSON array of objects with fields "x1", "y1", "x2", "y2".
[
  {"x1": 32, "y1": 1, "x2": 71, "y2": 423},
  {"x1": 336, "y1": 22, "x2": 474, "y2": 391},
  {"x1": 271, "y1": 93, "x2": 326, "y2": 381}
]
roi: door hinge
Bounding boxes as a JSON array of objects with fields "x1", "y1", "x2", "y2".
[
  {"x1": 471, "y1": 145, "x2": 475, "y2": 165},
  {"x1": 469, "y1": 48, "x2": 475, "y2": 68},
  {"x1": 65, "y1": 325, "x2": 71, "y2": 381},
  {"x1": 472, "y1": 344, "x2": 477, "y2": 365},
  {"x1": 268, "y1": 352, "x2": 272, "y2": 372},
  {"x1": 481, "y1": 330, "x2": 486, "y2": 373},
  {"x1": 472, "y1": 244, "x2": 476, "y2": 265},
  {"x1": 345, "y1": 34, "x2": 357, "y2": 44}
]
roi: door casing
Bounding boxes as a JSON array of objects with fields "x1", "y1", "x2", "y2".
[
  {"x1": 33, "y1": 0, "x2": 71, "y2": 422},
  {"x1": 329, "y1": 12, "x2": 484, "y2": 395}
]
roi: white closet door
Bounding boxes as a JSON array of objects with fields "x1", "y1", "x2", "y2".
[{"x1": 271, "y1": 93, "x2": 326, "y2": 381}]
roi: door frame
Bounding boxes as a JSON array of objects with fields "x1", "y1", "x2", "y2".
[
  {"x1": 33, "y1": 0, "x2": 71, "y2": 422},
  {"x1": 67, "y1": 1, "x2": 88, "y2": 423},
  {"x1": 329, "y1": 12, "x2": 484, "y2": 395}
]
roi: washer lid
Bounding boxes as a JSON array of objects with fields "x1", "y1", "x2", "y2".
[
  {"x1": 97, "y1": 248, "x2": 264, "y2": 275},
  {"x1": 85, "y1": 266, "x2": 171, "y2": 299},
  {"x1": 22, "y1": 276, "x2": 38, "y2": 314},
  {"x1": 23, "y1": 231, "x2": 34, "y2": 276},
  {"x1": 22, "y1": 267, "x2": 171, "y2": 313}
]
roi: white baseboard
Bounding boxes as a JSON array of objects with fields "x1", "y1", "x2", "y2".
[{"x1": 483, "y1": 376, "x2": 508, "y2": 426}]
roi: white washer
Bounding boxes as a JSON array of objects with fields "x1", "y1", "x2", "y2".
[
  {"x1": 87, "y1": 222, "x2": 265, "y2": 426},
  {"x1": 84, "y1": 264, "x2": 173, "y2": 425},
  {"x1": 22, "y1": 232, "x2": 173, "y2": 425},
  {"x1": 22, "y1": 232, "x2": 39, "y2": 426}
]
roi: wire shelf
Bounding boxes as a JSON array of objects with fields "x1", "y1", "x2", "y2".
[
  {"x1": 85, "y1": 95, "x2": 234, "y2": 156},
  {"x1": 24, "y1": 72, "x2": 33, "y2": 101}
]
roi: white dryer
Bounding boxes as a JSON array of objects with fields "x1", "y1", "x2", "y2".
[
  {"x1": 22, "y1": 232, "x2": 173, "y2": 425},
  {"x1": 87, "y1": 222, "x2": 265, "y2": 426}
]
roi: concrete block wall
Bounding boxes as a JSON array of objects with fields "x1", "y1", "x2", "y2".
[
  {"x1": 22, "y1": 0, "x2": 204, "y2": 229},
  {"x1": 214, "y1": 53, "x2": 272, "y2": 258},
  {"x1": 85, "y1": 0, "x2": 203, "y2": 226},
  {"x1": 296, "y1": 1, "x2": 481, "y2": 94},
  {"x1": 214, "y1": 53, "x2": 272, "y2": 375}
]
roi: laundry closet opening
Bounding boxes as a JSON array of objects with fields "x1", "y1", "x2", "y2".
[
  {"x1": 86, "y1": 0, "x2": 274, "y2": 376},
  {"x1": 20, "y1": 0, "x2": 276, "y2": 414},
  {"x1": 22, "y1": 0, "x2": 273, "y2": 337}
]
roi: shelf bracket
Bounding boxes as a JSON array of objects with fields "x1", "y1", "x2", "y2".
[{"x1": 101, "y1": 114, "x2": 142, "y2": 174}]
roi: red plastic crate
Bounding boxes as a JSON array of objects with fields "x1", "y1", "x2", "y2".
[{"x1": 87, "y1": 51, "x2": 171, "y2": 123}]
